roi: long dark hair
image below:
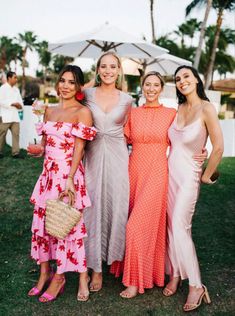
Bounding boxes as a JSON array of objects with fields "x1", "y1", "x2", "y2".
[
  {"x1": 174, "y1": 65, "x2": 209, "y2": 104},
  {"x1": 55, "y1": 65, "x2": 84, "y2": 94}
]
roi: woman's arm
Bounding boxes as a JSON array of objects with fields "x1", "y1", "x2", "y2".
[
  {"x1": 65, "y1": 107, "x2": 93, "y2": 194},
  {"x1": 34, "y1": 106, "x2": 51, "y2": 156},
  {"x1": 201, "y1": 103, "x2": 224, "y2": 184}
]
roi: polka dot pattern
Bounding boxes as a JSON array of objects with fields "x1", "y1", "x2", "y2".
[{"x1": 122, "y1": 105, "x2": 176, "y2": 294}]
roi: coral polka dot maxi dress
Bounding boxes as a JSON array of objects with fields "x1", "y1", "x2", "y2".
[
  {"x1": 30, "y1": 121, "x2": 96, "y2": 274},
  {"x1": 122, "y1": 105, "x2": 176, "y2": 294}
]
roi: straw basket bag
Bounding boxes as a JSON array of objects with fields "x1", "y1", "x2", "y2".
[{"x1": 45, "y1": 191, "x2": 82, "y2": 239}]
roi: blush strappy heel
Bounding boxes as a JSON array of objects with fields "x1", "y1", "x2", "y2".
[
  {"x1": 163, "y1": 277, "x2": 182, "y2": 297},
  {"x1": 183, "y1": 285, "x2": 211, "y2": 312},
  {"x1": 77, "y1": 276, "x2": 90, "y2": 302}
]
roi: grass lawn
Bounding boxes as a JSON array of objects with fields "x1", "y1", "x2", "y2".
[{"x1": 0, "y1": 145, "x2": 234, "y2": 316}]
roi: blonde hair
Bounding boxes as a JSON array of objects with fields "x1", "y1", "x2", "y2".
[{"x1": 94, "y1": 52, "x2": 125, "y2": 91}]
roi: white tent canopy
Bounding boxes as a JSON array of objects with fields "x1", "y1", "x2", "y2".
[{"x1": 49, "y1": 23, "x2": 168, "y2": 59}]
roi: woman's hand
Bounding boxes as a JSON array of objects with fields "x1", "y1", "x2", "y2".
[
  {"x1": 201, "y1": 173, "x2": 217, "y2": 185},
  {"x1": 193, "y1": 147, "x2": 208, "y2": 163},
  {"x1": 65, "y1": 177, "x2": 76, "y2": 195}
]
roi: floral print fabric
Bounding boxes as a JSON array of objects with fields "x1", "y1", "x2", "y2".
[{"x1": 30, "y1": 121, "x2": 96, "y2": 273}]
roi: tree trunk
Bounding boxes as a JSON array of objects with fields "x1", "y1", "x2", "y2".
[
  {"x1": 150, "y1": 0, "x2": 156, "y2": 43},
  {"x1": 204, "y1": 9, "x2": 223, "y2": 89},
  {"x1": 21, "y1": 48, "x2": 27, "y2": 97},
  {"x1": 0, "y1": 49, "x2": 7, "y2": 71},
  {"x1": 194, "y1": 0, "x2": 212, "y2": 69}
]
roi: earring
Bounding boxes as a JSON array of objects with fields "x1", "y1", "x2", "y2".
[{"x1": 95, "y1": 74, "x2": 101, "y2": 85}]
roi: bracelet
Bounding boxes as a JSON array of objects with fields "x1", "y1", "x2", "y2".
[{"x1": 68, "y1": 175, "x2": 74, "y2": 179}]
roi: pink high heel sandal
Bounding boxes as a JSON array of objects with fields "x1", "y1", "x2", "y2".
[
  {"x1": 28, "y1": 267, "x2": 54, "y2": 297},
  {"x1": 39, "y1": 274, "x2": 65, "y2": 303}
]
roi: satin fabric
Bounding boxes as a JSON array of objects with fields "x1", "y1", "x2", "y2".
[
  {"x1": 166, "y1": 116, "x2": 207, "y2": 288},
  {"x1": 83, "y1": 88, "x2": 132, "y2": 272}
]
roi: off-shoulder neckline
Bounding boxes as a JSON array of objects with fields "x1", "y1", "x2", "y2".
[{"x1": 43, "y1": 121, "x2": 83, "y2": 125}]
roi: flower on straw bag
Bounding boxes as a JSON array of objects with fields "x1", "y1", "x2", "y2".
[{"x1": 45, "y1": 191, "x2": 82, "y2": 239}]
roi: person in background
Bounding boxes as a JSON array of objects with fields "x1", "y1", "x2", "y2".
[
  {"x1": 164, "y1": 65, "x2": 223, "y2": 312},
  {"x1": 83, "y1": 52, "x2": 132, "y2": 292},
  {"x1": 0, "y1": 71, "x2": 24, "y2": 158},
  {"x1": 28, "y1": 65, "x2": 96, "y2": 303}
]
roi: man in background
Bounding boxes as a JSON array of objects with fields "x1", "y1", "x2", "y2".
[{"x1": 0, "y1": 71, "x2": 24, "y2": 158}]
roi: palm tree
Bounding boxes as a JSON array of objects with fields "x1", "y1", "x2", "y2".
[
  {"x1": 17, "y1": 31, "x2": 38, "y2": 96},
  {"x1": 173, "y1": 19, "x2": 200, "y2": 49},
  {"x1": 36, "y1": 41, "x2": 52, "y2": 83},
  {"x1": 179, "y1": 19, "x2": 201, "y2": 46},
  {"x1": 204, "y1": 0, "x2": 235, "y2": 89},
  {"x1": 0, "y1": 37, "x2": 22, "y2": 73},
  {"x1": 186, "y1": 0, "x2": 213, "y2": 70},
  {"x1": 156, "y1": 33, "x2": 195, "y2": 62},
  {"x1": 216, "y1": 51, "x2": 235, "y2": 78},
  {"x1": 149, "y1": 0, "x2": 156, "y2": 43},
  {"x1": 0, "y1": 36, "x2": 13, "y2": 71},
  {"x1": 199, "y1": 25, "x2": 235, "y2": 80},
  {"x1": 52, "y1": 55, "x2": 74, "y2": 74},
  {"x1": 156, "y1": 35, "x2": 180, "y2": 56},
  {"x1": 9, "y1": 43, "x2": 23, "y2": 72}
]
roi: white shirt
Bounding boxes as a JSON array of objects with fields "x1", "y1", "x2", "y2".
[{"x1": 0, "y1": 82, "x2": 24, "y2": 123}]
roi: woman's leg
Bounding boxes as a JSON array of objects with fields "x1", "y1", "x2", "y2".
[
  {"x1": 39, "y1": 272, "x2": 65, "y2": 302},
  {"x1": 169, "y1": 192, "x2": 202, "y2": 287},
  {"x1": 28, "y1": 261, "x2": 51, "y2": 296},
  {"x1": 90, "y1": 271, "x2": 102, "y2": 292},
  {"x1": 77, "y1": 271, "x2": 90, "y2": 301}
]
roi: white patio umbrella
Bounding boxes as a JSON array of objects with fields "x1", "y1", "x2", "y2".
[
  {"x1": 121, "y1": 58, "x2": 143, "y2": 76},
  {"x1": 145, "y1": 53, "x2": 192, "y2": 75},
  {"x1": 121, "y1": 54, "x2": 192, "y2": 76},
  {"x1": 49, "y1": 23, "x2": 168, "y2": 59}
]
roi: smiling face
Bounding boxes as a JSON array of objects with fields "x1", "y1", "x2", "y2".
[
  {"x1": 142, "y1": 74, "x2": 163, "y2": 103},
  {"x1": 175, "y1": 68, "x2": 198, "y2": 96},
  {"x1": 97, "y1": 54, "x2": 120, "y2": 86},
  {"x1": 58, "y1": 71, "x2": 77, "y2": 100}
]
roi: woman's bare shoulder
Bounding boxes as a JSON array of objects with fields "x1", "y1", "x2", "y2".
[
  {"x1": 74, "y1": 105, "x2": 92, "y2": 125},
  {"x1": 202, "y1": 101, "x2": 217, "y2": 114}
]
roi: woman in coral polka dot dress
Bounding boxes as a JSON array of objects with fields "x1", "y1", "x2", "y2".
[
  {"x1": 28, "y1": 65, "x2": 96, "y2": 302},
  {"x1": 120, "y1": 72, "x2": 176, "y2": 297}
]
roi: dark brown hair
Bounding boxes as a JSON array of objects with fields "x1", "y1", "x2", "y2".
[
  {"x1": 174, "y1": 65, "x2": 209, "y2": 104},
  {"x1": 55, "y1": 65, "x2": 84, "y2": 95}
]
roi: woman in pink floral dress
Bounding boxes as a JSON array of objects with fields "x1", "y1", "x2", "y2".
[{"x1": 28, "y1": 65, "x2": 96, "y2": 302}]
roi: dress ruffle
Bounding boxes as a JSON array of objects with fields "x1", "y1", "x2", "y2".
[{"x1": 30, "y1": 121, "x2": 96, "y2": 273}]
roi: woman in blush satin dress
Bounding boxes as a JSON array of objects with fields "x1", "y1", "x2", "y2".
[
  {"x1": 163, "y1": 66, "x2": 224, "y2": 312},
  {"x1": 83, "y1": 52, "x2": 132, "y2": 292},
  {"x1": 28, "y1": 65, "x2": 96, "y2": 303},
  {"x1": 120, "y1": 72, "x2": 176, "y2": 298}
]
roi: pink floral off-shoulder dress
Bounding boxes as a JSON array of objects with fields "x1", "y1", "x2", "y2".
[{"x1": 30, "y1": 121, "x2": 96, "y2": 273}]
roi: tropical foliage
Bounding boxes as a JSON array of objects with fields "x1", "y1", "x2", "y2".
[
  {"x1": 0, "y1": 1, "x2": 234, "y2": 92},
  {"x1": 156, "y1": 19, "x2": 235, "y2": 84},
  {"x1": 185, "y1": 0, "x2": 235, "y2": 88}
]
